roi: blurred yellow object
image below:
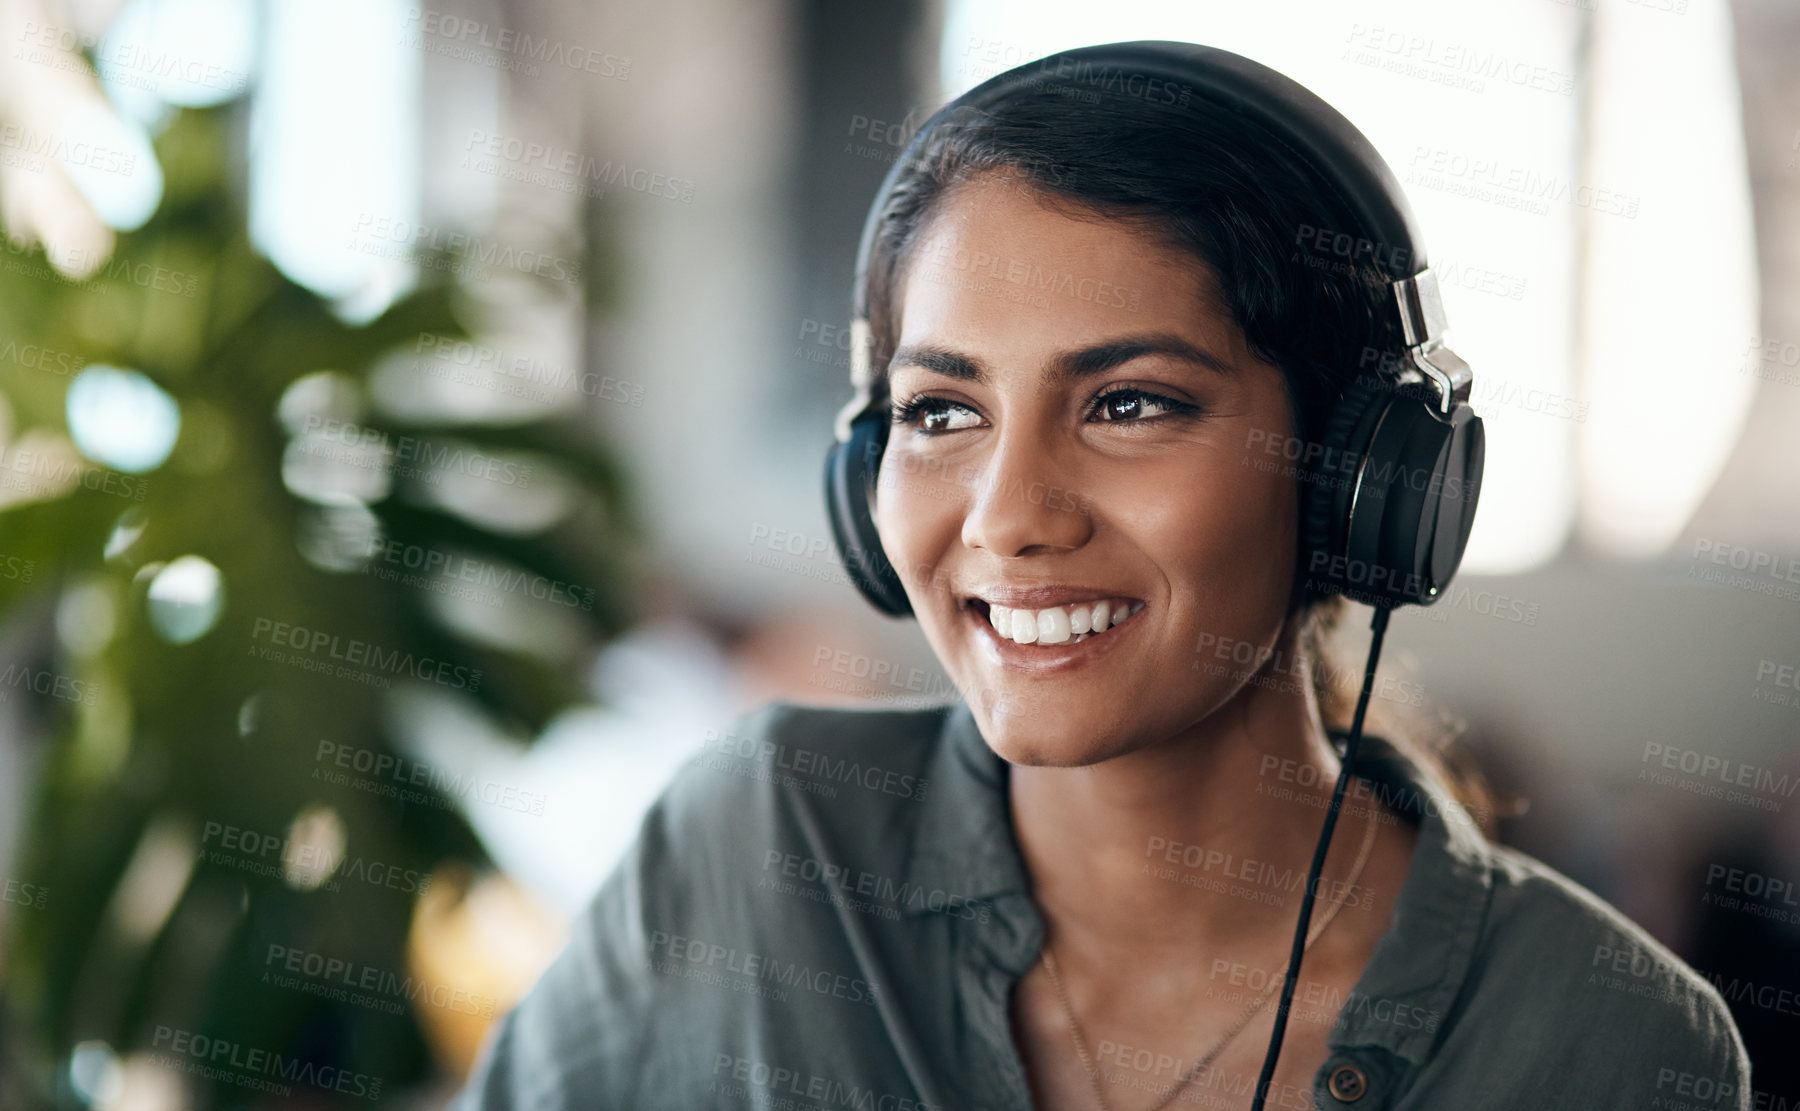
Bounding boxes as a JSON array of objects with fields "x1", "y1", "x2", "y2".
[{"x1": 407, "y1": 864, "x2": 569, "y2": 1080}]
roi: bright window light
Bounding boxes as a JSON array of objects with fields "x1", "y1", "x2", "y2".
[
  {"x1": 249, "y1": 0, "x2": 420, "y2": 320},
  {"x1": 98, "y1": 0, "x2": 257, "y2": 124},
  {"x1": 65, "y1": 365, "x2": 180, "y2": 473},
  {"x1": 940, "y1": 0, "x2": 1733, "y2": 574},
  {"x1": 1575, "y1": 0, "x2": 1757, "y2": 559},
  {"x1": 55, "y1": 99, "x2": 163, "y2": 231}
]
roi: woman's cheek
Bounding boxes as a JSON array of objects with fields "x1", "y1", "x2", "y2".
[{"x1": 875, "y1": 453, "x2": 953, "y2": 584}]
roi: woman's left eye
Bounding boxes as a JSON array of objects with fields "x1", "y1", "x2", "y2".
[
  {"x1": 891, "y1": 395, "x2": 984, "y2": 434},
  {"x1": 1089, "y1": 388, "x2": 1194, "y2": 423}
]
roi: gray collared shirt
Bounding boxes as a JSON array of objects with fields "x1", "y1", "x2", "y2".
[{"x1": 456, "y1": 701, "x2": 1754, "y2": 1110}]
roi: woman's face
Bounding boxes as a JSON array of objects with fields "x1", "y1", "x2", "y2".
[{"x1": 874, "y1": 171, "x2": 1303, "y2": 767}]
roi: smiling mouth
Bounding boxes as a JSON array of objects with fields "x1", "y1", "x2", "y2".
[{"x1": 968, "y1": 597, "x2": 1145, "y2": 646}]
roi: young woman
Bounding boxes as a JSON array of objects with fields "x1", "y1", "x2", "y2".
[{"x1": 458, "y1": 43, "x2": 1752, "y2": 1111}]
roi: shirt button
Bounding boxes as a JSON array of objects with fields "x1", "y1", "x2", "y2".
[{"x1": 1328, "y1": 1063, "x2": 1368, "y2": 1102}]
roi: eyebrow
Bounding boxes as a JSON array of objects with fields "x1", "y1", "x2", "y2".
[{"x1": 887, "y1": 333, "x2": 1236, "y2": 384}]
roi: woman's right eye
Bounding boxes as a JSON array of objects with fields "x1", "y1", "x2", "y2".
[{"x1": 891, "y1": 396, "x2": 983, "y2": 434}]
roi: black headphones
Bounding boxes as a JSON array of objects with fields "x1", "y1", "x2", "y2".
[{"x1": 824, "y1": 40, "x2": 1485, "y2": 615}]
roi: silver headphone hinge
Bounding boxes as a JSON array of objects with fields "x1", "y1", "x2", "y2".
[{"x1": 1393, "y1": 269, "x2": 1472, "y2": 414}]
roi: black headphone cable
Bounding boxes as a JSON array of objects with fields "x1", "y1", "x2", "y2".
[{"x1": 1248, "y1": 602, "x2": 1393, "y2": 1111}]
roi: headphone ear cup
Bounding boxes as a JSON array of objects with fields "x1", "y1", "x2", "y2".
[
  {"x1": 1306, "y1": 379, "x2": 1485, "y2": 607},
  {"x1": 1407, "y1": 403, "x2": 1483, "y2": 595},
  {"x1": 1299, "y1": 375, "x2": 1390, "y2": 601},
  {"x1": 1349, "y1": 396, "x2": 1484, "y2": 605},
  {"x1": 823, "y1": 414, "x2": 913, "y2": 617}
]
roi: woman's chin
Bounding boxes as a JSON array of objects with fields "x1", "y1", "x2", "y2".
[{"x1": 975, "y1": 721, "x2": 1130, "y2": 769}]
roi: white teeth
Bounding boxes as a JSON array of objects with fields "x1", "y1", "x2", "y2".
[
  {"x1": 984, "y1": 598, "x2": 1140, "y2": 645},
  {"x1": 1009, "y1": 609, "x2": 1038, "y2": 644}
]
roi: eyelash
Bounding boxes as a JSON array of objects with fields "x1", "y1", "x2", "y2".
[{"x1": 889, "y1": 386, "x2": 1199, "y2": 434}]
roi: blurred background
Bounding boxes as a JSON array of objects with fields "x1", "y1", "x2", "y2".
[{"x1": 0, "y1": 0, "x2": 1794, "y2": 1106}]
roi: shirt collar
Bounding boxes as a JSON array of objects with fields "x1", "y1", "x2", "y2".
[
  {"x1": 904, "y1": 700, "x2": 1494, "y2": 1066},
  {"x1": 904, "y1": 701, "x2": 1035, "y2": 907}
]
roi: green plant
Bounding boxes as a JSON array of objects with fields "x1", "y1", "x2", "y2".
[{"x1": 0, "y1": 104, "x2": 636, "y2": 1107}]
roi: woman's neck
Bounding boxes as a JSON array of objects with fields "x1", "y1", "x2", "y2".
[{"x1": 1007, "y1": 646, "x2": 1365, "y2": 960}]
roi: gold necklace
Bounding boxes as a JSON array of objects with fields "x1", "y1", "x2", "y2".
[{"x1": 1037, "y1": 804, "x2": 1380, "y2": 1111}]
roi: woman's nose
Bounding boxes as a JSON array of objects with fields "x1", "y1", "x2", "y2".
[{"x1": 958, "y1": 429, "x2": 1093, "y2": 558}]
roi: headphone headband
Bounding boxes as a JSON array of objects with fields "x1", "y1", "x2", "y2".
[{"x1": 855, "y1": 41, "x2": 1430, "y2": 297}]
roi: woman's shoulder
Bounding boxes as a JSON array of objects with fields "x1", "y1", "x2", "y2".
[
  {"x1": 1443, "y1": 837, "x2": 1751, "y2": 1104},
  {"x1": 1477, "y1": 840, "x2": 1732, "y2": 1013},
  {"x1": 456, "y1": 702, "x2": 960, "y2": 1109},
  {"x1": 633, "y1": 700, "x2": 957, "y2": 900},
  {"x1": 659, "y1": 699, "x2": 952, "y2": 827}
]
